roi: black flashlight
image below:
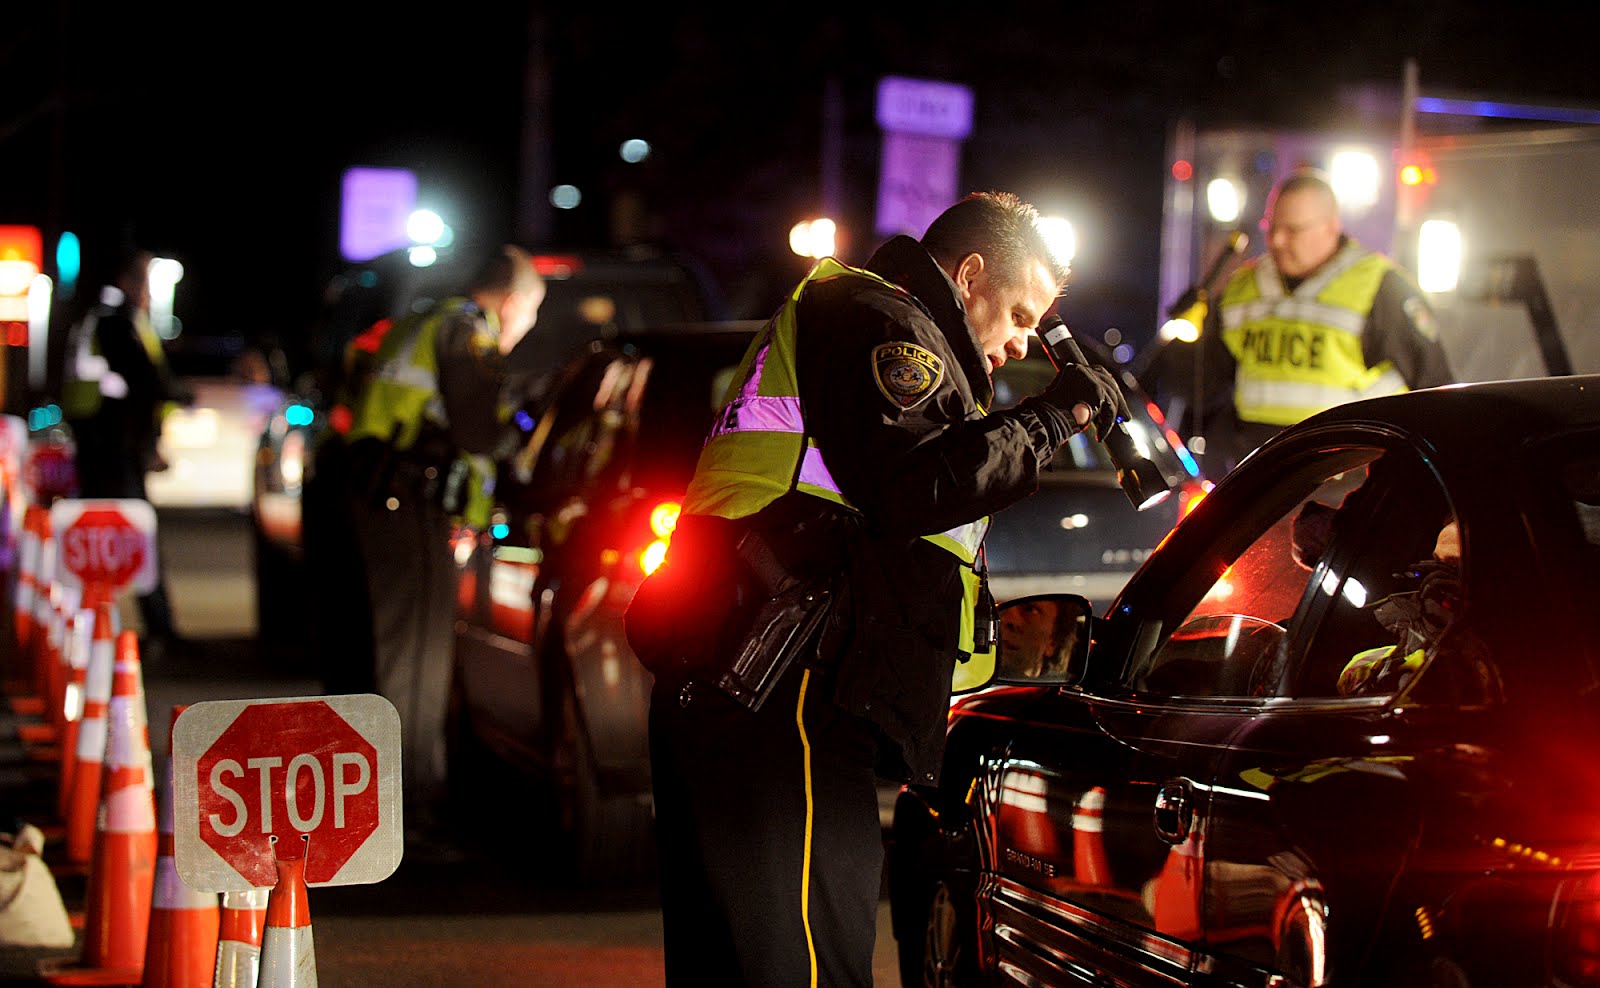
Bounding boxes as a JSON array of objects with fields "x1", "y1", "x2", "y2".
[{"x1": 1037, "y1": 315, "x2": 1174, "y2": 511}]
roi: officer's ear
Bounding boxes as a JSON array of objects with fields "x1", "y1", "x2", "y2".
[{"x1": 952, "y1": 252, "x2": 987, "y2": 300}]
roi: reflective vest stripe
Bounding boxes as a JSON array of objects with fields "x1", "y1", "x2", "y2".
[
  {"x1": 1221, "y1": 297, "x2": 1366, "y2": 334},
  {"x1": 1233, "y1": 366, "x2": 1407, "y2": 421}
]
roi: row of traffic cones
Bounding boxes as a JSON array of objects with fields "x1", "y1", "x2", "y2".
[{"x1": 2, "y1": 484, "x2": 319, "y2": 986}]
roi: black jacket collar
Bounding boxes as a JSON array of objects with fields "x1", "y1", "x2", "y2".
[{"x1": 864, "y1": 236, "x2": 993, "y2": 406}]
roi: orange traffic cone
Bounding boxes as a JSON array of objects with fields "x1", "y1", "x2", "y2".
[
  {"x1": 1150, "y1": 821, "x2": 1204, "y2": 941},
  {"x1": 257, "y1": 835, "x2": 317, "y2": 988},
  {"x1": 213, "y1": 888, "x2": 269, "y2": 988},
  {"x1": 143, "y1": 705, "x2": 221, "y2": 988},
  {"x1": 1072, "y1": 786, "x2": 1112, "y2": 887},
  {"x1": 46, "y1": 581, "x2": 83, "y2": 739},
  {"x1": 63, "y1": 599, "x2": 119, "y2": 866},
  {"x1": 10, "y1": 503, "x2": 46, "y2": 705},
  {"x1": 29, "y1": 528, "x2": 58, "y2": 711},
  {"x1": 45, "y1": 629, "x2": 158, "y2": 986},
  {"x1": 58, "y1": 593, "x2": 106, "y2": 823}
]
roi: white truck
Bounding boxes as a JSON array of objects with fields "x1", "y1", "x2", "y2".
[{"x1": 1148, "y1": 72, "x2": 1600, "y2": 456}]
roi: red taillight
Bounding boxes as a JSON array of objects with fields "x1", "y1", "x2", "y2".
[{"x1": 638, "y1": 500, "x2": 681, "y2": 576}]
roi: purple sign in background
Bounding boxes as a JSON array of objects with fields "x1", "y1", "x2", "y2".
[{"x1": 340, "y1": 167, "x2": 418, "y2": 262}]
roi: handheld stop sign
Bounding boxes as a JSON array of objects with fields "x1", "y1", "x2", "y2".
[
  {"x1": 172, "y1": 694, "x2": 403, "y2": 891},
  {"x1": 50, "y1": 498, "x2": 158, "y2": 593}
]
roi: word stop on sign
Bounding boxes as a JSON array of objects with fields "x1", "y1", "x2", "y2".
[{"x1": 172, "y1": 694, "x2": 403, "y2": 892}]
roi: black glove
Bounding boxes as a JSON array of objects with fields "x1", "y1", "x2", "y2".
[{"x1": 1037, "y1": 362, "x2": 1126, "y2": 441}]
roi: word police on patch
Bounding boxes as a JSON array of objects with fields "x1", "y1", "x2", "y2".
[{"x1": 872, "y1": 342, "x2": 944, "y2": 410}]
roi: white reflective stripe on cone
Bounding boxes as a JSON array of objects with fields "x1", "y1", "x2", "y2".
[{"x1": 257, "y1": 926, "x2": 315, "y2": 988}]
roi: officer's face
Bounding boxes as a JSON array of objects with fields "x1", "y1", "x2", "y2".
[
  {"x1": 1266, "y1": 187, "x2": 1342, "y2": 280},
  {"x1": 956, "y1": 254, "x2": 1057, "y2": 375}
]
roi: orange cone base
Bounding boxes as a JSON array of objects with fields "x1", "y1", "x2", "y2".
[{"x1": 142, "y1": 908, "x2": 221, "y2": 988}]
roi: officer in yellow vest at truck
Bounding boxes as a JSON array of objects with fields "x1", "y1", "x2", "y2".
[
  {"x1": 1201, "y1": 169, "x2": 1455, "y2": 475},
  {"x1": 332, "y1": 243, "x2": 544, "y2": 856},
  {"x1": 626, "y1": 192, "x2": 1126, "y2": 987}
]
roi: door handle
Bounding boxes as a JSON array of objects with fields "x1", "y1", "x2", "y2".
[{"x1": 1153, "y1": 779, "x2": 1193, "y2": 844}]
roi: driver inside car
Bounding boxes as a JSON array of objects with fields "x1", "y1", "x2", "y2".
[{"x1": 1336, "y1": 519, "x2": 1461, "y2": 696}]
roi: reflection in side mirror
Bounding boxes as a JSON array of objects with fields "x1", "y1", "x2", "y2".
[
  {"x1": 994, "y1": 593, "x2": 1093, "y2": 687},
  {"x1": 952, "y1": 593, "x2": 1094, "y2": 694}
]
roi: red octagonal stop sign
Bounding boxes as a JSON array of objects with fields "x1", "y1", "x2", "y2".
[
  {"x1": 50, "y1": 498, "x2": 158, "y2": 594},
  {"x1": 172, "y1": 695, "x2": 402, "y2": 891}
]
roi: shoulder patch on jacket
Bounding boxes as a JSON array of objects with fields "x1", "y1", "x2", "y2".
[
  {"x1": 872, "y1": 342, "x2": 943, "y2": 409},
  {"x1": 1402, "y1": 295, "x2": 1439, "y2": 340}
]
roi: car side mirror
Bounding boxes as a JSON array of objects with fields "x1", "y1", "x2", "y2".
[{"x1": 953, "y1": 593, "x2": 1095, "y2": 693}]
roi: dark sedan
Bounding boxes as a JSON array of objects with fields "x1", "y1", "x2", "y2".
[
  {"x1": 889, "y1": 374, "x2": 1600, "y2": 987},
  {"x1": 448, "y1": 322, "x2": 1202, "y2": 885}
]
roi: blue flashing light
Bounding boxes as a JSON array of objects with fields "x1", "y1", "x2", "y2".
[
  {"x1": 55, "y1": 233, "x2": 81, "y2": 295},
  {"x1": 491, "y1": 523, "x2": 510, "y2": 540},
  {"x1": 27, "y1": 405, "x2": 61, "y2": 431},
  {"x1": 1175, "y1": 443, "x2": 1200, "y2": 477},
  {"x1": 285, "y1": 404, "x2": 315, "y2": 428},
  {"x1": 1415, "y1": 97, "x2": 1600, "y2": 126},
  {"x1": 514, "y1": 410, "x2": 535, "y2": 432}
]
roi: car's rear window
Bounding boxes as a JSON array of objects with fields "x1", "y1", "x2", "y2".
[{"x1": 631, "y1": 334, "x2": 752, "y2": 490}]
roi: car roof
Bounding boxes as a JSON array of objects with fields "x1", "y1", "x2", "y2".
[{"x1": 1267, "y1": 375, "x2": 1600, "y2": 463}]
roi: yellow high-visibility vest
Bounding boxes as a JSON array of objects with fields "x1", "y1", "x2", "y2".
[
  {"x1": 1219, "y1": 241, "x2": 1408, "y2": 427},
  {"x1": 683, "y1": 258, "x2": 994, "y2": 666}
]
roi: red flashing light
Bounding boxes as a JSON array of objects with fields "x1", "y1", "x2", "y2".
[
  {"x1": 0, "y1": 226, "x2": 42, "y2": 268},
  {"x1": 639, "y1": 500, "x2": 683, "y2": 576},
  {"x1": 1172, "y1": 160, "x2": 1194, "y2": 182},
  {"x1": 532, "y1": 254, "x2": 584, "y2": 278}
]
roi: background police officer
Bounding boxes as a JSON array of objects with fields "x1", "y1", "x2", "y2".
[
  {"x1": 331, "y1": 243, "x2": 544, "y2": 854},
  {"x1": 61, "y1": 246, "x2": 192, "y2": 657},
  {"x1": 629, "y1": 192, "x2": 1122, "y2": 986},
  {"x1": 1200, "y1": 169, "x2": 1455, "y2": 474}
]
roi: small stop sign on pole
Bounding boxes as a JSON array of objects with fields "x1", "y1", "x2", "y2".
[
  {"x1": 172, "y1": 694, "x2": 403, "y2": 891},
  {"x1": 49, "y1": 498, "x2": 158, "y2": 594}
]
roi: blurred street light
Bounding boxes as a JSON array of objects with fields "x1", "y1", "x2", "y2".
[
  {"x1": 148, "y1": 256, "x2": 184, "y2": 340},
  {"x1": 1206, "y1": 178, "x2": 1244, "y2": 224},
  {"x1": 789, "y1": 218, "x2": 837, "y2": 259},
  {"x1": 1035, "y1": 216, "x2": 1076, "y2": 270},
  {"x1": 1330, "y1": 148, "x2": 1381, "y2": 212},
  {"x1": 550, "y1": 185, "x2": 582, "y2": 210},
  {"x1": 620, "y1": 139, "x2": 651, "y2": 163}
]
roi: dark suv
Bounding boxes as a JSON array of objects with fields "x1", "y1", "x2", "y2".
[{"x1": 448, "y1": 323, "x2": 1205, "y2": 885}]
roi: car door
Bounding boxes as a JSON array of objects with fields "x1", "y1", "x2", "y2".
[
  {"x1": 452, "y1": 350, "x2": 632, "y2": 759},
  {"x1": 985, "y1": 443, "x2": 1400, "y2": 985},
  {"x1": 1196, "y1": 441, "x2": 1464, "y2": 987}
]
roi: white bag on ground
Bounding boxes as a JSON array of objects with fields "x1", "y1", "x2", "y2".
[{"x1": 0, "y1": 824, "x2": 74, "y2": 948}]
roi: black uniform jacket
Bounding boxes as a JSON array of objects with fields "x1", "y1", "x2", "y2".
[{"x1": 784, "y1": 236, "x2": 1065, "y2": 782}]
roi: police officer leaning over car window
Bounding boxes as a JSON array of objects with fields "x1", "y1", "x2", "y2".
[
  {"x1": 624, "y1": 191, "x2": 1124, "y2": 987},
  {"x1": 333, "y1": 244, "x2": 545, "y2": 855}
]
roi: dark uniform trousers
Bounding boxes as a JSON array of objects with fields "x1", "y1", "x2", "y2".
[
  {"x1": 649, "y1": 658, "x2": 884, "y2": 987},
  {"x1": 345, "y1": 461, "x2": 456, "y2": 826}
]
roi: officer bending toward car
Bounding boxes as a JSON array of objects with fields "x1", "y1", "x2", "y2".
[
  {"x1": 625, "y1": 191, "x2": 1124, "y2": 986},
  {"x1": 325, "y1": 244, "x2": 544, "y2": 855}
]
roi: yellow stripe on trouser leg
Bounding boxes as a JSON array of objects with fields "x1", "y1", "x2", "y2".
[{"x1": 797, "y1": 668, "x2": 819, "y2": 988}]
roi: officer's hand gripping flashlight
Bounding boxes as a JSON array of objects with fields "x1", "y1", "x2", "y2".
[{"x1": 1037, "y1": 315, "x2": 1174, "y2": 511}]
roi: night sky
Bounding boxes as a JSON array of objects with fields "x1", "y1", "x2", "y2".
[{"x1": 7, "y1": 3, "x2": 1600, "y2": 371}]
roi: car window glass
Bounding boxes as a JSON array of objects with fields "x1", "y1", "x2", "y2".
[
  {"x1": 1128, "y1": 456, "x2": 1379, "y2": 698},
  {"x1": 1286, "y1": 450, "x2": 1458, "y2": 700}
]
